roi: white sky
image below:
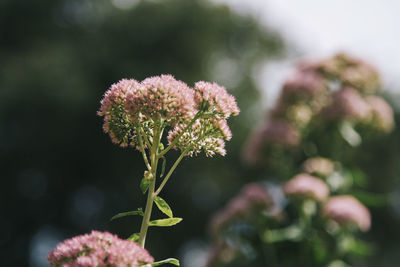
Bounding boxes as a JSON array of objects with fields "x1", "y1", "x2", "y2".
[{"x1": 212, "y1": 0, "x2": 400, "y2": 107}]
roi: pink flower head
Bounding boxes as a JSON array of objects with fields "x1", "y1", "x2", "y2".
[
  {"x1": 284, "y1": 173, "x2": 329, "y2": 202},
  {"x1": 194, "y1": 81, "x2": 240, "y2": 119},
  {"x1": 322, "y1": 87, "x2": 371, "y2": 122},
  {"x1": 98, "y1": 79, "x2": 140, "y2": 147},
  {"x1": 365, "y1": 96, "x2": 395, "y2": 133},
  {"x1": 125, "y1": 74, "x2": 196, "y2": 126},
  {"x1": 323, "y1": 195, "x2": 371, "y2": 231},
  {"x1": 242, "y1": 119, "x2": 300, "y2": 165},
  {"x1": 302, "y1": 157, "x2": 335, "y2": 177},
  {"x1": 209, "y1": 183, "x2": 271, "y2": 235},
  {"x1": 167, "y1": 119, "x2": 229, "y2": 157},
  {"x1": 48, "y1": 231, "x2": 154, "y2": 267},
  {"x1": 317, "y1": 53, "x2": 381, "y2": 94},
  {"x1": 280, "y1": 70, "x2": 326, "y2": 102}
]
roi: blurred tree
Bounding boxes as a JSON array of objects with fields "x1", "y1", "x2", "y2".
[{"x1": 0, "y1": 0, "x2": 283, "y2": 266}]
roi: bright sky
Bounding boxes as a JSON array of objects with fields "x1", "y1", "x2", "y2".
[{"x1": 212, "y1": 0, "x2": 400, "y2": 107}]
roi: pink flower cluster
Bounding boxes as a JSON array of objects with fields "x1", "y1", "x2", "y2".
[
  {"x1": 210, "y1": 183, "x2": 271, "y2": 236},
  {"x1": 125, "y1": 75, "x2": 196, "y2": 126},
  {"x1": 242, "y1": 53, "x2": 394, "y2": 166},
  {"x1": 194, "y1": 81, "x2": 240, "y2": 118},
  {"x1": 283, "y1": 173, "x2": 329, "y2": 202},
  {"x1": 242, "y1": 119, "x2": 300, "y2": 165},
  {"x1": 98, "y1": 75, "x2": 239, "y2": 156},
  {"x1": 48, "y1": 231, "x2": 154, "y2": 267},
  {"x1": 323, "y1": 195, "x2": 371, "y2": 231},
  {"x1": 98, "y1": 79, "x2": 139, "y2": 147}
]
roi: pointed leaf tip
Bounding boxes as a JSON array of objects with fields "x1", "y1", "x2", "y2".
[
  {"x1": 154, "y1": 196, "x2": 173, "y2": 218},
  {"x1": 149, "y1": 218, "x2": 182, "y2": 227},
  {"x1": 151, "y1": 258, "x2": 180, "y2": 266},
  {"x1": 110, "y1": 209, "x2": 144, "y2": 221}
]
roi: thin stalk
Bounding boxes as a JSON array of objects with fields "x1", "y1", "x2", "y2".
[
  {"x1": 157, "y1": 112, "x2": 202, "y2": 158},
  {"x1": 138, "y1": 125, "x2": 161, "y2": 247},
  {"x1": 137, "y1": 126, "x2": 151, "y2": 171},
  {"x1": 154, "y1": 147, "x2": 190, "y2": 196}
]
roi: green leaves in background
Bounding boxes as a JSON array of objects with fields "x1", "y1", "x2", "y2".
[
  {"x1": 110, "y1": 208, "x2": 144, "y2": 221},
  {"x1": 149, "y1": 218, "x2": 182, "y2": 227},
  {"x1": 151, "y1": 258, "x2": 180, "y2": 266},
  {"x1": 154, "y1": 196, "x2": 173, "y2": 218}
]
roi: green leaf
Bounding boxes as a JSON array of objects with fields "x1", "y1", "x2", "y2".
[
  {"x1": 154, "y1": 196, "x2": 173, "y2": 218},
  {"x1": 110, "y1": 208, "x2": 144, "y2": 221},
  {"x1": 151, "y1": 258, "x2": 180, "y2": 266},
  {"x1": 141, "y1": 178, "x2": 151, "y2": 194},
  {"x1": 149, "y1": 218, "x2": 182, "y2": 227},
  {"x1": 127, "y1": 233, "x2": 140, "y2": 243}
]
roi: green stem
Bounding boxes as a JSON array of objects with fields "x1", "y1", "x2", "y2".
[
  {"x1": 158, "y1": 112, "x2": 202, "y2": 158},
  {"x1": 137, "y1": 126, "x2": 151, "y2": 171},
  {"x1": 138, "y1": 124, "x2": 161, "y2": 247},
  {"x1": 154, "y1": 147, "x2": 190, "y2": 196}
]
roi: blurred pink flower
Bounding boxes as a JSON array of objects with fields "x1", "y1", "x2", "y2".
[
  {"x1": 302, "y1": 157, "x2": 335, "y2": 177},
  {"x1": 322, "y1": 87, "x2": 371, "y2": 121},
  {"x1": 242, "y1": 119, "x2": 300, "y2": 165},
  {"x1": 366, "y1": 96, "x2": 395, "y2": 133},
  {"x1": 280, "y1": 70, "x2": 326, "y2": 101},
  {"x1": 284, "y1": 173, "x2": 329, "y2": 202},
  {"x1": 323, "y1": 195, "x2": 371, "y2": 231},
  {"x1": 48, "y1": 231, "x2": 154, "y2": 267},
  {"x1": 210, "y1": 183, "x2": 272, "y2": 236}
]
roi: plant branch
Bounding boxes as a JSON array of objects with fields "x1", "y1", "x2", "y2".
[
  {"x1": 137, "y1": 126, "x2": 151, "y2": 171},
  {"x1": 157, "y1": 112, "x2": 202, "y2": 158},
  {"x1": 154, "y1": 147, "x2": 190, "y2": 196}
]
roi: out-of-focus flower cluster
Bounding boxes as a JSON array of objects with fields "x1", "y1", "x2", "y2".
[
  {"x1": 48, "y1": 231, "x2": 154, "y2": 267},
  {"x1": 210, "y1": 183, "x2": 272, "y2": 236},
  {"x1": 243, "y1": 53, "x2": 394, "y2": 166},
  {"x1": 98, "y1": 75, "x2": 239, "y2": 156},
  {"x1": 207, "y1": 157, "x2": 372, "y2": 266}
]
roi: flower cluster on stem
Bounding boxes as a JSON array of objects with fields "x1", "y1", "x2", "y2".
[{"x1": 97, "y1": 74, "x2": 239, "y2": 249}]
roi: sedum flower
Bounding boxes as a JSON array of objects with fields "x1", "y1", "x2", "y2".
[
  {"x1": 242, "y1": 119, "x2": 300, "y2": 165},
  {"x1": 365, "y1": 96, "x2": 395, "y2": 133},
  {"x1": 167, "y1": 81, "x2": 239, "y2": 157},
  {"x1": 194, "y1": 81, "x2": 240, "y2": 119},
  {"x1": 317, "y1": 52, "x2": 381, "y2": 94},
  {"x1": 302, "y1": 157, "x2": 335, "y2": 177},
  {"x1": 125, "y1": 74, "x2": 196, "y2": 126},
  {"x1": 98, "y1": 79, "x2": 140, "y2": 147},
  {"x1": 284, "y1": 173, "x2": 329, "y2": 202},
  {"x1": 323, "y1": 195, "x2": 371, "y2": 231},
  {"x1": 48, "y1": 231, "x2": 154, "y2": 267},
  {"x1": 209, "y1": 183, "x2": 272, "y2": 236},
  {"x1": 99, "y1": 75, "x2": 239, "y2": 157},
  {"x1": 322, "y1": 87, "x2": 371, "y2": 122}
]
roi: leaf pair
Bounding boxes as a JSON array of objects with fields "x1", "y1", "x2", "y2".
[{"x1": 151, "y1": 196, "x2": 182, "y2": 227}]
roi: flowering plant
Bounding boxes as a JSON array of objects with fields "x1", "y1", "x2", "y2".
[
  {"x1": 48, "y1": 74, "x2": 239, "y2": 266},
  {"x1": 207, "y1": 54, "x2": 394, "y2": 267}
]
